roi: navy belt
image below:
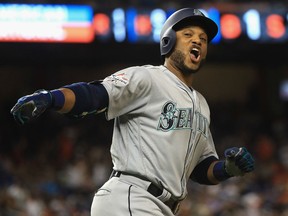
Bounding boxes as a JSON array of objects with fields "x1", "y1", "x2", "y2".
[{"x1": 110, "y1": 170, "x2": 180, "y2": 214}]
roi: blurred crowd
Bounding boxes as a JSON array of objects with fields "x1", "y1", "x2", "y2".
[{"x1": 1, "y1": 93, "x2": 288, "y2": 216}]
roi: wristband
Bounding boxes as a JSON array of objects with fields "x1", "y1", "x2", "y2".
[
  {"x1": 50, "y1": 89, "x2": 65, "y2": 110},
  {"x1": 213, "y1": 161, "x2": 232, "y2": 181}
]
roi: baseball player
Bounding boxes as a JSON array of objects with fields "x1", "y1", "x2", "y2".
[{"x1": 11, "y1": 8, "x2": 255, "y2": 216}]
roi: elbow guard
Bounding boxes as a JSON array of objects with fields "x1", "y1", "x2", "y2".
[{"x1": 63, "y1": 81, "x2": 109, "y2": 118}]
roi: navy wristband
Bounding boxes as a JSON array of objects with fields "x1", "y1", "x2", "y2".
[
  {"x1": 213, "y1": 161, "x2": 231, "y2": 181},
  {"x1": 50, "y1": 89, "x2": 65, "y2": 110}
]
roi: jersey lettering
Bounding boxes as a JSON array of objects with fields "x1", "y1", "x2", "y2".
[{"x1": 157, "y1": 101, "x2": 208, "y2": 136}]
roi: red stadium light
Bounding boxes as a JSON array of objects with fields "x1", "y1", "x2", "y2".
[
  {"x1": 220, "y1": 14, "x2": 242, "y2": 39},
  {"x1": 134, "y1": 15, "x2": 151, "y2": 36},
  {"x1": 93, "y1": 13, "x2": 110, "y2": 35},
  {"x1": 266, "y1": 14, "x2": 285, "y2": 39}
]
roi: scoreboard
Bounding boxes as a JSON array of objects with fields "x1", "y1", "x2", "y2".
[
  {"x1": 0, "y1": 3, "x2": 287, "y2": 44},
  {"x1": 0, "y1": 4, "x2": 94, "y2": 43}
]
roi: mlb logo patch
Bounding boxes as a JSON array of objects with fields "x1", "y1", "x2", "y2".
[{"x1": 107, "y1": 72, "x2": 129, "y2": 86}]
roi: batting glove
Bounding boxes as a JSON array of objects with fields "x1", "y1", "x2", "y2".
[
  {"x1": 224, "y1": 147, "x2": 255, "y2": 177},
  {"x1": 10, "y1": 90, "x2": 53, "y2": 125}
]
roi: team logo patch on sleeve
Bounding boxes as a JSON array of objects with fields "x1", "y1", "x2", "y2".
[{"x1": 106, "y1": 73, "x2": 129, "y2": 86}]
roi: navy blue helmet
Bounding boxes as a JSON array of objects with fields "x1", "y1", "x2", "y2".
[{"x1": 160, "y1": 8, "x2": 218, "y2": 56}]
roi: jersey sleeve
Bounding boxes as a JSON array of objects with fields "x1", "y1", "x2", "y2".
[
  {"x1": 101, "y1": 66, "x2": 152, "y2": 120},
  {"x1": 196, "y1": 91, "x2": 219, "y2": 162},
  {"x1": 199, "y1": 129, "x2": 219, "y2": 162}
]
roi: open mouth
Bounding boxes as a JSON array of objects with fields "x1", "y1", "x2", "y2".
[
  {"x1": 191, "y1": 48, "x2": 199, "y2": 58},
  {"x1": 190, "y1": 48, "x2": 200, "y2": 62}
]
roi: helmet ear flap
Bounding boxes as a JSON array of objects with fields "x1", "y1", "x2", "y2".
[
  {"x1": 160, "y1": 27, "x2": 176, "y2": 56},
  {"x1": 162, "y1": 37, "x2": 170, "y2": 48}
]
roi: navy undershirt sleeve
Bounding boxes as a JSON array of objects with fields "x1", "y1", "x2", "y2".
[{"x1": 190, "y1": 156, "x2": 218, "y2": 185}]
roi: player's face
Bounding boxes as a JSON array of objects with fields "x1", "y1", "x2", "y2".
[{"x1": 170, "y1": 25, "x2": 208, "y2": 74}]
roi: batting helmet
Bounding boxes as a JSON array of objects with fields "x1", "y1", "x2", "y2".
[{"x1": 160, "y1": 8, "x2": 218, "y2": 56}]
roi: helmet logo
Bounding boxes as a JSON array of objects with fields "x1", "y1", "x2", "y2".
[{"x1": 193, "y1": 9, "x2": 203, "y2": 16}]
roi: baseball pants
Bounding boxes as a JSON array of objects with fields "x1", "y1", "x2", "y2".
[{"x1": 91, "y1": 173, "x2": 176, "y2": 216}]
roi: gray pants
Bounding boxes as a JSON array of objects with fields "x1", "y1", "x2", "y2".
[{"x1": 91, "y1": 174, "x2": 175, "y2": 216}]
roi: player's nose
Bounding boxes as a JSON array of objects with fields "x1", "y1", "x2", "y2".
[{"x1": 190, "y1": 36, "x2": 202, "y2": 45}]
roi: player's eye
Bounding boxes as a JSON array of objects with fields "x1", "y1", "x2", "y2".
[
  {"x1": 200, "y1": 37, "x2": 207, "y2": 43},
  {"x1": 183, "y1": 32, "x2": 192, "y2": 37}
]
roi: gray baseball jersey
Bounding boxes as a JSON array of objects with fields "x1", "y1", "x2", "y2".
[{"x1": 101, "y1": 65, "x2": 218, "y2": 200}]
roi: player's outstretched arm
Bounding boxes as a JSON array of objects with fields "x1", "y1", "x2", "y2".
[
  {"x1": 10, "y1": 82, "x2": 109, "y2": 125},
  {"x1": 191, "y1": 147, "x2": 255, "y2": 185}
]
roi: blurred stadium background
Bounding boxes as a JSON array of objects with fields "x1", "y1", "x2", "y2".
[{"x1": 1, "y1": 0, "x2": 288, "y2": 215}]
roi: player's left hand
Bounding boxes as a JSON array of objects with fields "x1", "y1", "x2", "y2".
[{"x1": 224, "y1": 147, "x2": 255, "y2": 177}]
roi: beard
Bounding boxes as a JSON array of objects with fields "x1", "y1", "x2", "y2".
[{"x1": 170, "y1": 49, "x2": 206, "y2": 75}]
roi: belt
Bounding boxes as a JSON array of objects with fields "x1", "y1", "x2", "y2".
[{"x1": 110, "y1": 170, "x2": 180, "y2": 214}]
